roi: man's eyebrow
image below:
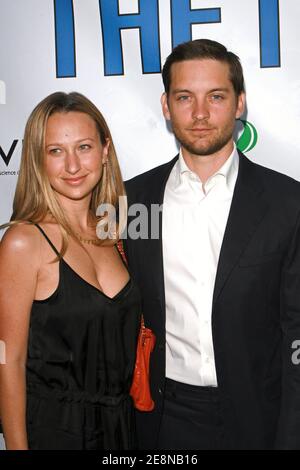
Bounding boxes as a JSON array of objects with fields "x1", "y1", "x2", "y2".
[
  {"x1": 171, "y1": 87, "x2": 231, "y2": 94},
  {"x1": 208, "y1": 87, "x2": 230, "y2": 93},
  {"x1": 171, "y1": 89, "x2": 192, "y2": 94}
]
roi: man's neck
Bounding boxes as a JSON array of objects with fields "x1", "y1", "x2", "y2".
[{"x1": 181, "y1": 141, "x2": 235, "y2": 184}]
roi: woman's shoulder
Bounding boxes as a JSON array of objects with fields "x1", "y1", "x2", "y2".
[{"x1": 0, "y1": 222, "x2": 41, "y2": 255}]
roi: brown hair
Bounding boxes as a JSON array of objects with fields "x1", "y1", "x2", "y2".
[{"x1": 162, "y1": 39, "x2": 245, "y2": 97}]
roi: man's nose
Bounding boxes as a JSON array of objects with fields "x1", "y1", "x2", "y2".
[{"x1": 192, "y1": 98, "x2": 210, "y2": 121}]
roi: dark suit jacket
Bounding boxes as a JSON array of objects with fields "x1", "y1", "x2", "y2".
[{"x1": 124, "y1": 152, "x2": 300, "y2": 449}]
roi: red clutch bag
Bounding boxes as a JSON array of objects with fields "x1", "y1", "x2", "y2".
[
  {"x1": 130, "y1": 316, "x2": 156, "y2": 411},
  {"x1": 116, "y1": 241, "x2": 156, "y2": 411}
]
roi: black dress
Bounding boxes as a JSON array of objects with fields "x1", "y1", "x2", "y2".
[{"x1": 26, "y1": 225, "x2": 141, "y2": 450}]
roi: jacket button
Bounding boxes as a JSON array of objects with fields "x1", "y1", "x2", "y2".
[
  {"x1": 158, "y1": 388, "x2": 163, "y2": 395},
  {"x1": 158, "y1": 342, "x2": 164, "y2": 350}
]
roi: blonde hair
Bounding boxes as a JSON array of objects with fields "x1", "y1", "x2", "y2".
[{"x1": 4, "y1": 92, "x2": 125, "y2": 255}]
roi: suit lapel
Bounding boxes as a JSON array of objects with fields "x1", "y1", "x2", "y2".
[
  {"x1": 129, "y1": 157, "x2": 178, "y2": 314},
  {"x1": 213, "y1": 153, "x2": 269, "y2": 305},
  {"x1": 146, "y1": 157, "x2": 178, "y2": 306}
]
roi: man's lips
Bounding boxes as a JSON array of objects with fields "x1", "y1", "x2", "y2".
[{"x1": 188, "y1": 127, "x2": 213, "y2": 132}]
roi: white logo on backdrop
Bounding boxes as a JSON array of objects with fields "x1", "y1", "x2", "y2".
[{"x1": 0, "y1": 80, "x2": 6, "y2": 105}]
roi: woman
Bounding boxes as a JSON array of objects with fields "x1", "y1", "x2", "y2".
[{"x1": 0, "y1": 92, "x2": 141, "y2": 450}]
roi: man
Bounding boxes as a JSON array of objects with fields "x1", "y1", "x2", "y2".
[{"x1": 124, "y1": 39, "x2": 300, "y2": 449}]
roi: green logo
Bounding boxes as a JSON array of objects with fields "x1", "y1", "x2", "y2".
[{"x1": 237, "y1": 120, "x2": 258, "y2": 153}]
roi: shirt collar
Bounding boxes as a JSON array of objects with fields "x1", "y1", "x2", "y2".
[{"x1": 174, "y1": 143, "x2": 239, "y2": 193}]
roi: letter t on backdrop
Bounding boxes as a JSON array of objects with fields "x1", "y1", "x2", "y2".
[{"x1": 259, "y1": 0, "x2": 281, "y2": 67}]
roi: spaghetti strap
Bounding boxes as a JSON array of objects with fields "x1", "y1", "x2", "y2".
[{"x1": 34, "y1": 223, "x2": 60, "y2": 257}]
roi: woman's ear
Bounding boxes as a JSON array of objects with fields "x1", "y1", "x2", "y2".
[{"x1": 102, "y1": 138, "x2": 110, "y2": 164}]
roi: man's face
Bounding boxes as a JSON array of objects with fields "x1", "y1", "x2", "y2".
[{"x1": 161, "y1": 59, "x2": 245, "y2": 159}]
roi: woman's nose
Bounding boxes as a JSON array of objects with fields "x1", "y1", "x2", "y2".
[{"x1": 65, "y1": 149, "x2": 81, "y2": 174}]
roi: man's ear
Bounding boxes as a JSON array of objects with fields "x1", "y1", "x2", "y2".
[
  {"x1": 235, "y1": 92, "x2": 246, "y2": 119},
  {"x1": 161, "y1": 92, "x2": 171, "y2": 120}
]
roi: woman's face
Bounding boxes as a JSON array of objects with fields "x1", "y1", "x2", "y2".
[{"x1": 44, "y1": 111, "x2": 109, "y2": 203}]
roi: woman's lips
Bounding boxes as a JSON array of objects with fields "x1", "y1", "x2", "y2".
[{"x1": 63, "y1": 175, "x2": 87, "y2": 185}]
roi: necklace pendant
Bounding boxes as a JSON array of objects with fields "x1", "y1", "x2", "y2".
[{"x1": 75, "y1": 232, "x2": 102, "y2": 246}]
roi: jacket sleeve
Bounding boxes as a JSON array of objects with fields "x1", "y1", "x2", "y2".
[{"x1": 276, "y1": 209, "x2": 300, "y2": 449}]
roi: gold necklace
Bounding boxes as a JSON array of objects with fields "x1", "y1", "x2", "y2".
[{"x1": 75, "y1": 232, "x2": 102, "y2": 246}]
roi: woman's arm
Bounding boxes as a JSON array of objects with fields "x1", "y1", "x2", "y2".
[{"x1": 0, "y1": 224, "x2": 40, "y2": 450}]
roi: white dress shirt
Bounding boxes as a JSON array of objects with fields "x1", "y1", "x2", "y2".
[{"x1": 162, "y1": 145, "x2": 239, "y2": 386}]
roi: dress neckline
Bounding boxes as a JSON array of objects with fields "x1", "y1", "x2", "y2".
[
  {"x1": 33, "y1": 223, "x2": 132, "y2": 302},
  {"x1": 62, "y1": 258, "x2": 132, "y2": 301}
]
